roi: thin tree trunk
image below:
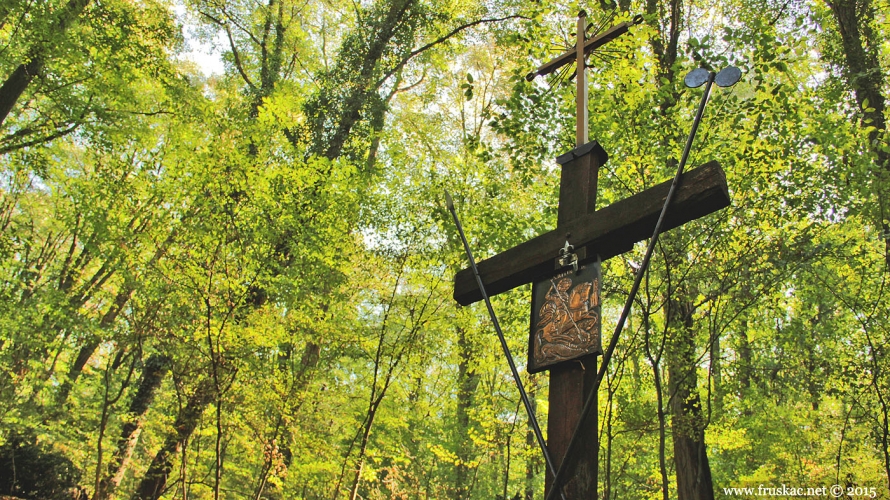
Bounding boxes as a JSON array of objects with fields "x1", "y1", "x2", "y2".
[
  {"x1": 346, "y1": 268, "x2": 432, "y2": 500},
  {"x1": 95, "y1": 354, "x2": 170, "y2": 500},
  {"x1": 710, "y1": 329, "x2": 722, "y2": 414},
  {"x1": 603, "y1": 362, "x2": 617, "y2": 500},
  {"x1": 92, "y1": 350, "x2": 137, "y2": 500},
  {"x1": 524, "y1": 374, "x2": 537, "y2": 500},
  {"x1": 738, "y1": 320, "x2": 752, "y2": 393},
  {"x1": 253, "y1": 342, "x2": 319, "y2": 500},
  {"x1": 349, "y1": 403, "x2": 378, "y2": 500},
  {"x1": 644, "y1": 304, "x2": 670, "y2": 500},
  {"x1": 454, "y1": 326, "x2": 479, "y2": 499}
]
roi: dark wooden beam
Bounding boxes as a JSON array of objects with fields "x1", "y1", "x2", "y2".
[{"x1": 453, "y1": 160, "x2": 730, "y2": 306}]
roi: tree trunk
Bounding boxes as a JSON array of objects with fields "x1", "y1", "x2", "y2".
[
  {"x1": 668, "y1": 299, "x2": 714, "y2": 500},
  {"x1": 132, "y1": 378, "x2": 214, "y2": 500},
  {"x1": 57, "y1": 286, "x2": 134, "y2": 404},
  {"x1": 349, "y1": 402, "x2": 379, "y2": 500},
  {"x1": 710, "y1": 329, "x2": 722, "y2": 414},
  {"x1": 824, "y1": 0, "x2": 890, "y2": 266},
  {"x1": 643, "y1": 305, "x2": 670, "y2": 500},
  {"x1": 254, "y1": 342, "x2": 319, "y2": 500},
  {"x1": 94, "y1": 353, "x2": 171, "y2": 500},
  {"x1": 305, "y1": 0, "x2": 417, "y2": 161},
  {"x1": 0, "y1": 58, "x2": 44, "y2": 128},
  {"x1": 454, "y1": 326, "x2": 479, "y2": 499},
  {"x1": 0, "y1": 0, "x2": 92, "y2": 128},
  {"x1": 737, "y1": 320, "x2": 752, "y2": 394},
  {"x1": 645, "y1": 0, "x2": 716, "y2": 495},
  {"x1": 524, "y1": 374, "x2": 537, "y2": 500}
]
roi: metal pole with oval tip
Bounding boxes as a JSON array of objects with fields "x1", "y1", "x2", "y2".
[
  {"x1": 544, "y1": 66, "x2": 741, "y2": 500},
  {"x1": 445, "y1": 191, "x2": 568, "y2": 500}
]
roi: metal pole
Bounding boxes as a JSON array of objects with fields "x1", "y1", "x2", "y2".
[
  {"x1": 576, "y1": 10, "x2": 588, "y2": 147},
  {"x1": 446, "y1": 191, "x2": 568, "y2": 500},
  {"x1": 544, "y1": 71, "x2": 718, "y2": 500}
]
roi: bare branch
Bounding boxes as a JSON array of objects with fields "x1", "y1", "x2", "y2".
[
  {"x1": 0, "y1": 120, "x2": 80, "y2": 155},
  {"x1": 377, "y1": 14, "x2": 528, "y2": 87},
  {"x1": 222, "y1": 7, "x2": 263, "y2": 48},
  {"x1": 201, "y1": 10, "x2": 256, "y2": 89},
  {"x1": 394, "y1": 71, "x2": 425, "y2": 94}
]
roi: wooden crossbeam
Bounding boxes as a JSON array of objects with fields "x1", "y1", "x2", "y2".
[{"x1": 453, "y1": 161, "x2": 730, "y2": 306}]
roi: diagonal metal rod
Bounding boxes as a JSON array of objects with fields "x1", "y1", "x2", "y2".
[
  {"x1": 445, "y1": 191, "x2": 568, "y2": 500},
  {"x1": 544, "y1": 71, "x2": 718, "y2": 500}
]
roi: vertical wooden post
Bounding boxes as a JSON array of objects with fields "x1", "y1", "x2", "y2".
[
  {"x1": 545, "y1": 146, "x2": 603, "y2": 499},
  {"x1": 546, "y1": 145, "x2": 607, "y2": 500},
  {"x1": 544, "y1": 11, "x2": 601, "y2": 499}
]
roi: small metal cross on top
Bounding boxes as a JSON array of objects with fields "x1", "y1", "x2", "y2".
[{"x1": 526, "y1": 11, "x2": 644, "y2": 146}]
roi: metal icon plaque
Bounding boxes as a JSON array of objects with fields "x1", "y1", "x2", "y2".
[{"x1": 528, "y1": 262, "x2": 602, "y2": 373}]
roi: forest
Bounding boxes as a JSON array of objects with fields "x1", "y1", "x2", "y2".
[{"x1": 0, "y1": 0, "x2": 888, "y2": 498}]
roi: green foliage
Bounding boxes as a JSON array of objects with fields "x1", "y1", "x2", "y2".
[{"x1": 1, "y1": 0, "x2": 889, "y2": 498}]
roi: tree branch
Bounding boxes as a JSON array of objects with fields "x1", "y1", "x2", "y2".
[
  {"x1": 222, "y1": 6, "x2": 263, "y2": 49},
  {"x1": 377, "y1": 14, "x2": 528, "y2": 87},
  {"x1": 0, "y1": 120, "x2": 80, "y2": 154},
  {"x1": 201, "y1": 10, "x2": 256, "y2": 89}
]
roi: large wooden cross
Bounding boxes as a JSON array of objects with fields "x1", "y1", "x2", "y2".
[{"x1": 452, "y1": 11, "x2": 730, "y2": 499}]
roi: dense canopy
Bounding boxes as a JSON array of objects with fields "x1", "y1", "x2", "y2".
[{"x1": 0, "y1": 0, "x2": 888, "y2": 498}]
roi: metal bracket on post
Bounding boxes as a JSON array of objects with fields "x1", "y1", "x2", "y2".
[{"x1": 557, "y1": 239, "x2": 579, "y2": 273}]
